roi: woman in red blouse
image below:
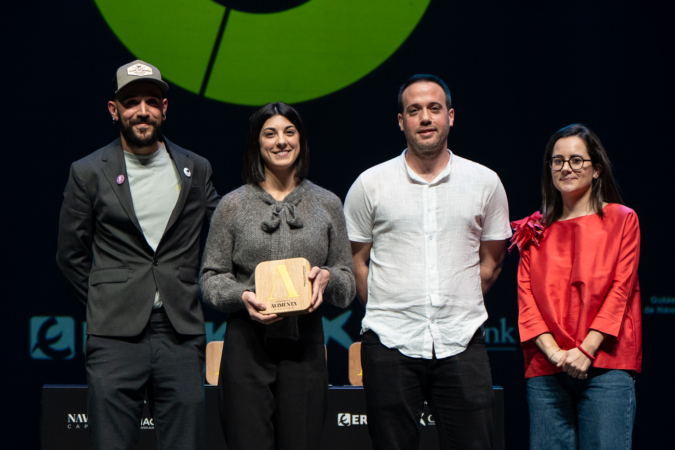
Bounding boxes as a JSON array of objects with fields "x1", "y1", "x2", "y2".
[{"x1": 512, "y1": 124, "x2": 641, "y2": 450}]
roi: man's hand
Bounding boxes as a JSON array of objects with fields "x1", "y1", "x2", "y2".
[
  {"x1": 242, "y1": 291, "x2": 283, "y2": 325},
  {"x1": 308, "y1": 267, "x2": 331, "y2": 313}
]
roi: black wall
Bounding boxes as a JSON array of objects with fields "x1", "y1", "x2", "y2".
[{"x1": 5, "y1": 1, "x2": 674, "y2": 448}]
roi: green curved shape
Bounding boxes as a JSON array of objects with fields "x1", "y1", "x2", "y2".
[
  {"x1": 95, "y1": 0, "x2": 431, "y2": 105},
  {"x1": 95, "y1": 0, "x2": 225, "y2": 93}
]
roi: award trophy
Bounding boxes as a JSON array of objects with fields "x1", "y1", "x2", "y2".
[{"x1": 255, "y1": 257, "x2": 313, "y2": 316}]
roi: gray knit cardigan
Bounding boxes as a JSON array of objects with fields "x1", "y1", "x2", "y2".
[{"x1": 200, "y1": 180, "x2": 355, "y2": 338}]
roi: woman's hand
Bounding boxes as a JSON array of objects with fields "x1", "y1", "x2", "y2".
[
  {"x1": 242, "y1": 291, "x2": 283, "y2": 325},
  {"x1": 558, "y1": 348, "x2": 592, "y2": 379},
  {"x1": 549, "y1": 349, "x2": 567, "y2": 365},
  {"x1": 308, "y1": 267, "x2": 331, "y2": 313}
]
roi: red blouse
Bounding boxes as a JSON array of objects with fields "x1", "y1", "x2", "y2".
[{"x1": 515, "y1": 204, "x2": 642, "y2": 378}]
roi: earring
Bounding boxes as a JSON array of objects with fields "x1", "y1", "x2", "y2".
[
  {"x1": 162, "y1": 113, "x2": 167, "y2": 120},
  {"x1": 112, "y1": 117, "x2": 117, "y2": 123}
]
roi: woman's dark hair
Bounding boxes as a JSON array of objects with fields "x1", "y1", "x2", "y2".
[
  {"x1": 242, "y1": 102, "x2": 309, "y2": 184},
  {"x1": 541, "y1": 124, "x2": 623, "y2": 225}
]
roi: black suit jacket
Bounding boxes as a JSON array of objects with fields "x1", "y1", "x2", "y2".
[{"x1": 56, "y1": 137, "x2": 220, "y2": 336}]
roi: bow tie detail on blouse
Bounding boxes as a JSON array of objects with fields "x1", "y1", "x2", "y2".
[{"x1": 261, "y1": 202, "x2": 304, "y2": 232}]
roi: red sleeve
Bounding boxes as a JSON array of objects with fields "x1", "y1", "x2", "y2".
[
  {"x1": 517, "y1": 248, "x2": 551, "y2": 342},
  {"x1": 590, "y1": 211, "x2": 640, "y2": 338}
]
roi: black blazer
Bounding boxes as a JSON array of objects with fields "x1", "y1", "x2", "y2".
[{"x1": 56, "y1": 137, "x2": 220, "y2": 336}]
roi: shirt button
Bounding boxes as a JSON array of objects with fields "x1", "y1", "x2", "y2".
[
  {"x1": 153, "y1": 260, "x2": 159, "y2": 266},
  {"x1": 430, "y1": 319, "x2": 435, "y2": 324},
  {"x1": 429, "y1": 236, "x2": 433, "y2": 240}
]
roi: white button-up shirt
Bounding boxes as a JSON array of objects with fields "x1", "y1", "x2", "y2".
[{"x1": 344, "y1": 150, "x2": 511, "y2": 359}]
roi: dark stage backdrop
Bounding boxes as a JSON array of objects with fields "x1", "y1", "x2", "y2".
[{"x1": 4, "y1": 1, "x2": 674, "y2": 448}]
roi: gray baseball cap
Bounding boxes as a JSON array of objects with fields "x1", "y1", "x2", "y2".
[{"x1": 112, "y1": 60, "x2": 169, "y2": 96}]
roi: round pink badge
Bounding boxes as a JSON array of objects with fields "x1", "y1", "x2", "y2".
[{"x1": 116, "y1": 175, "x2": 125, "y2": 185}]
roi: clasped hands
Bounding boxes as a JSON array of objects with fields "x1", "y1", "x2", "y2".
[
  {"x1": 242, "y1": 267, "x2": 331, "y2": 324},
  {"x1": 550, "y1": 347, "x2": 593, "y2": 379}
]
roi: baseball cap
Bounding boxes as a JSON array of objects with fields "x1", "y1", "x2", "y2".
[{"x1": 112, "y1": 60, "x2": 169, "y2": 97}]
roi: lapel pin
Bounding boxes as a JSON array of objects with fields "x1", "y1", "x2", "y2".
[
  {"x1": 184, "y1": 168, "x2": 191, "y2": 178},
  {"x1": 116, "y1": 174, "x2": 125, "y2": 185}
]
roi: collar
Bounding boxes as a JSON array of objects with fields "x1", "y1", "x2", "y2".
[{"x1": 400, "y1": 149, "x2": 453, "y2": 185}]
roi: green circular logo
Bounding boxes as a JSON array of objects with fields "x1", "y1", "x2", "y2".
[{"x1": 95, "y1": 0, "x2": 431, "y2": 105}]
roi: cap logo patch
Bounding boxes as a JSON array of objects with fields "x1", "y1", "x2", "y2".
[{"x1": 127, "y1": 64, "x2": 153, "y2": 77}]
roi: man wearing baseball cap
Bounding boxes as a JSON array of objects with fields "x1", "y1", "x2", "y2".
[{"x1": 57, "y1": 60, "x2": 220, "y2": 449}]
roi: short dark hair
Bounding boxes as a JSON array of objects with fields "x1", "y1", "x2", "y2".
[
  {"x1": 242, "y1": 102, "x2": 310, "y2": 184},
  {"x1": 398, "y1": 74, "x2": 452, "y2": 113},
  {"x1": 541, "y1": 124, "x2": 623, "y2": 225}
]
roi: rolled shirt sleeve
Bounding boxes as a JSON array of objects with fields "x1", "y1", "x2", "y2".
[
  {"x1": 344, "y1": 176, "x2": 374, "y2": 243},
  {"x1": 480, "y1": 173, "x2": 512, "y2": 241}
]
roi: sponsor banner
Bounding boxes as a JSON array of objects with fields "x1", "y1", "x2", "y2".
[
  {"x1": 485, "y1": 317, "x2": 518, "y2": 351},
  {"x1": 337, "y1": 412, "x2": 367, "y2": 426},
  {"x1": 65, "y1": 410, "x2": 155, "y2": 431},
  {"x1": 31, "y1": 314, "x2": 356, "y2": 362},
  {"x1": 31, "y1": 318, "x2": 228, "y2": 360},
  {"x1": 644, "y1": 296, "x2": 675, "y2": 315},
  {"x1": 44, "y1": 385, "x2": 503, "y2": 449},
  {"x1": 67, "y1": 413, "x2": 88, "y2": 429},
  {"x1": 30, "y1": 316, "x2": 75, "y2": 360}
]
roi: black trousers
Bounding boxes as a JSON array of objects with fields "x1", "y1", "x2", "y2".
[
  {"x1": 361, "y1": 330, "x2": 494, "y2": 450},
  {"x1": 219, "y1": 314, "x2": 328, "y2": 450},
  {"x1": 85, "y1": 308, "x2": 206, "y2": 450}
]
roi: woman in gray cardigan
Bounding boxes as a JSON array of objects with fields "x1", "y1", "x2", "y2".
[{"x1": 201, "y1": 102, "x2": 356, "y2": 450}]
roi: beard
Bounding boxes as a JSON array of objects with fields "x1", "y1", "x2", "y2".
[
  {"x1": 405, "y1": 124, "x2": 450, "y2": 157},
  {"x1": 118, "y1": 118, "x2": 162, "y2": 149}
]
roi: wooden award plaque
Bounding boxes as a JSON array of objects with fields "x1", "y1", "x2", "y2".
[{"x1": 255, "y1": 257, "x2": 313, "y2": 316}]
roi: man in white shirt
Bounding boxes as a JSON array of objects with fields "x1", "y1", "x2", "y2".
[{"x1": 344, "y1": 74, "x2": 511, "y2": 449}]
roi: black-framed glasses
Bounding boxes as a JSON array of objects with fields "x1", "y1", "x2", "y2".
[{"x1": 550, "y1": 156, "x2": 592, "y2": 171}]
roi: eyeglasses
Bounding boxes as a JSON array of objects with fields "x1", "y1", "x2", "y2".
[{"x1": 549, "y1": 156, "x2": 592, "y2": 171}]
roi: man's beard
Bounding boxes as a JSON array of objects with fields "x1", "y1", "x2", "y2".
[
  {"x1": 118, "y1": 119, "x2": 162, "y2": 148},
  {"x1": 405, "y1": 125, "x2": 450, "y2": 157}
]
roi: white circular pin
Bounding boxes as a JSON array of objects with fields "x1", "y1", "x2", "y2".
[{"x1": 184, "y1": 168, "x2": 191, "y2": 178}]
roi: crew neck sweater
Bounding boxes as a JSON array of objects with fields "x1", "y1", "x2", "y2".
[{"x1": 124, "y1": 142, "x2": 181, "y2": 307}]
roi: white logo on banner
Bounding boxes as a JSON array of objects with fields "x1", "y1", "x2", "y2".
[
  {"x1": 66, "y1": 413, "x2": 155, "y2": 430},
  {"x1": 337, "y1": 413, "x2": 367, "y2": 426},
  {"x1": 127, "y1": 64, "x2": 153, "y2": 77},
  {"x1": 140, "y1": 417, "x2": 155, "y2": 430},
  {"x1": 67, "y1": 413, "x2": 88, "y2": 429},
  {"x1": 420, "y1": 412, "x2": 436, "y2": 426}
]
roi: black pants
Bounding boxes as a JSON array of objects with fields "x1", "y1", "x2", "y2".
[
  {"x1": 361, "y1": 330, "x2": 494, "y2": 450},
  {"x1": 219, "y1": 314, "x2": 328, "y2": 450},
  {"x1": 85, "y1": 308, "x2": 206, "y2": 450}
]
